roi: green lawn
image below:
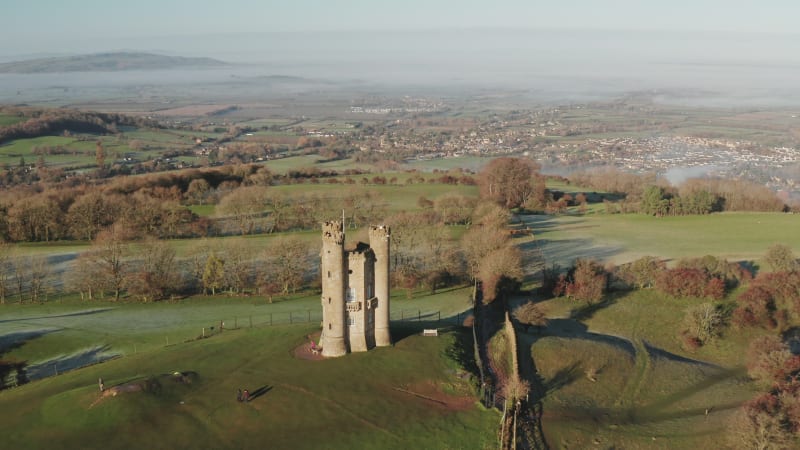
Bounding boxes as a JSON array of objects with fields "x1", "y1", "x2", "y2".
[
  {"x1": 262, "y1": 155, "x2": 376, "y2": 174},
  {"x1": 265, "y1": 182, "x2": 477, "y2": 214},
  {"x1": 0, "y1": 323, "x2": 497, "y2": 450},
  {"x1": 524, "y1": 212, "x2": 800, "y2": 267},
  {"x1": 0, "y1": 113, "x2": 25, "y2": 127},
  {"x1": 1, "y1": 286, "x2": 474, "y2": 371},
  {"x1": 527, "y1": 287, "x2": 763, "y2": 449}
]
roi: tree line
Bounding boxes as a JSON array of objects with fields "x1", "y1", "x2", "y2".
[
  {"x1": 569, "y1": 167, "x2": 788, "y2": 213},
  {"x1": 0, "y1": 107, "x2": 159, "y2": 144}
]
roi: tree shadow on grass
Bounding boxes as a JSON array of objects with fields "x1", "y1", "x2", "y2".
[
  {"x1": 533, "y1": 238, "x2": 622, "y2": 268},
  {"x1": 539, "y1": 318, "x2": 636, "y2": 356},
  {"x1": 543, "y1": 362, "x2": 583, "y2": 396},
  {"x1": 25, "y1": 345, "x2": 120, "y2": 381},
  {"x1": 0, "y1": 329, "x2": 58, "y2": 353},
  {"x1": 568, "y1": 296, "x2": 620, "y2": 322},
  {"x1": 0, "y1": 308, "x2": 113, "y2": 324}
]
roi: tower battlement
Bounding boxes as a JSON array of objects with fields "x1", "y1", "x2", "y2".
[
  {"x1": 322, "y1": 220, "x2": 344, "y2": 245},
  {"x1": 368, "y1": 225, "x2": 391, "y2": 242}
]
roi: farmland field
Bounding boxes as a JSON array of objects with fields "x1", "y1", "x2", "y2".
[
  {"x1": 0, "y1": 113, "x2": 24, "y2": 127},
  {"x1": 524, "y1": 212, "x2": 800, "y2": 267}
]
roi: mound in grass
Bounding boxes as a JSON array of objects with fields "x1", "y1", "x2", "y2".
[
  {"x1": 531, "y1": 335, "x2": 755, "y2": 449},
  {"x1": 0, "y1": 324, "x2": 497, "y2": 450}
]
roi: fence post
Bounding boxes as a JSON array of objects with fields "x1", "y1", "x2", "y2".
[
  {"x1": 418, "y1": 310, "x2": 421, "y2": 321},
  {"x1": 234, "y1": 317, "x2": 238, "y2": 329},
  {"x1": 290, "y1": 312, "x2": 293, "y2": 324},
  {"x1": 401, "y1": 310, "x2": 404, "y2": 320},
  {"x1": 270, "y1": 313, "x2": 273, "y2": 326},
  {"x1": 307, "y1": 310, "x2": 311, "y2": 322},
  {"x1": 249, "y1": 316, "x2": 253, "y2": 328},
  {"x1": 438, "y1": 311, "x2": 440, "y2": 323}
]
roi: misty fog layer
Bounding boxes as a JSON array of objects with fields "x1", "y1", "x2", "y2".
[{"x1": 2, "y1": 30, "x2": 800, "y2": 105}]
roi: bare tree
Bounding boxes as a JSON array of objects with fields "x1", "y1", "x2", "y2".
[
  {"x1": 478, "y1": 157, "x2": 544, "y2": 209},
  {"x1": 217, "y1": 186, "x2": 269, "y2": 235},
  {"x1": 27, "y1": 256, "x2": 50, "y2": 303},
  {"x1": 202, "y1": 252, "x2": 225, "y2": 295},
  {"x1": 223, "y1": 238, "x2": 255, "y2": 294},
  {"x1": 11, "y1": 256, "x2": 27, "y2": 303},
  {"x1": 514, "y1": 301, "x2": 548, "y2": 333},
  {"x1": 66, "y1": 190, "x2": 117, "y2": 241},
  {"x1": 683, "y1": 303, "x2": 723, "y2": 344},
  {"x1": 728, "y1": 405, "x2": 794, "y2": 450},
  {"x1": 185, "y1": 178, "x2": 210, "y2": 206},
  {"x1": 764, "y1": 244, "x2": 798, "y2": 273},
  {"x1": 91, "y1": 225, "x2": 129, "y2": 301},
  {"x1": 0, "y1": 242, "x2": 10, "y2": 304},
  {"x1": 126, "y1": 239, "x2": 179, "y2": 302},
  {"x1": 65, "y1": 251, "x2": 101, "y2": 300},
  {"x1": 260, "y1": 236, "x2": 314, "y2": 294}
]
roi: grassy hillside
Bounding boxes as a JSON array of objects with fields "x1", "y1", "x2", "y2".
[
  {"x1": 524, "y1": 288, "x2": 764, "y2": 449},
  {"x1": 1, "y1": 323, "x2": 497, "y2": 450},
  {"x1": 1, "y1": 286, "x2": 474, "y2": 370},
  {"x1": 0, "y1": 52, "x2": 226, "y2": 74}
]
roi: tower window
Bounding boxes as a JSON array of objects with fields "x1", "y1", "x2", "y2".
[
  {"x1": 347, "y1": 316, "x2": 355, "y2": 326},
  {"x1": 327, "y1": 271, "x2": 331, "y2": 278},
  {"x1": 328, "y1": 323, "x2": 331, "y2": 330}
]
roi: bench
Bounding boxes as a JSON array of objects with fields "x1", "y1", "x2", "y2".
[{"x1": 422, "y1": 329, "x2": 438, "y2": 337}]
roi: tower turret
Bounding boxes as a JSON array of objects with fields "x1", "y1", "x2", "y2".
[
  {"x1": 369, "y1": 225, "x2": 391, "y2": 346},
  {"x1": 320, "y1": 220, "x2": 347, "y2": 357}
]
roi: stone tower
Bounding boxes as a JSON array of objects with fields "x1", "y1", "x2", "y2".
[
  {"x1": 319, "y1": 220, "x2": 390, "y2": 357},
  {"x1": 369, "y1": 225, "x2": 392, "y2": 346},
  {"x1": 320, "y1": 220, "x2": 347, "y2": 357}
]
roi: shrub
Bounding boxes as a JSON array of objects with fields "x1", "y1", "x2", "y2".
[
  {"x1": 703, "y1": 277, "x2": 726, "y2": 300},
  {"x1": 655, "y1": 268, "x2": 708, "y2": 298},
  {"x1": 613, "y1": 256, "x2": 665, "y2": 290},
  {"x1": 683, "y1": 302, "x2": 723, "y2": 344},
  {"x1": 563, "y1": 259, "x2": 607, "y2": 303},
  {"x1": 746, "y1": 336, "x2": 800, "y2": 387}
]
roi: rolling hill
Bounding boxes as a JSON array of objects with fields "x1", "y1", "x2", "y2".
[{"x1": 0, "y1": 52, "x2": 226, "y2": 73}]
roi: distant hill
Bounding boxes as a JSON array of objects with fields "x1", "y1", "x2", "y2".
[{"x1": 0, "y1": 52, "x2": 226, "y2": 73}]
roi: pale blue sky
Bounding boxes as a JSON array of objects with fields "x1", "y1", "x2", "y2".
[{"x1": 4, "y1": 0, "x2": 800, "y2": 42}]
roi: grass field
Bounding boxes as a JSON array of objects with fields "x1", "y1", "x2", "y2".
[
  {"x1": 1, "y1": 286, "x2": 474, "y2": 375},
  {"x1": 266, "y1": 182, "x2": 478, "y2": 213},
  {"x1": 510, "y1": 208, "x2": 799, "y2": 447},
  {"x1": 262, "y1": 155, "x2": 377, "y2": 174},
  {"x1": 0, "y1": 113, "x2": 24, "y2": 127},
  {"x1": 0, "y1": 322, "x2": 497, "y2": 450},
  {"x1": 523, "y1": 212, "x2": 800, "y2": 268},
  {"x1": 525, "y1": 288, "x2": 764, "y2": 448},
  {"x1": 404, "y1": 156, "x2": 490, "y2": 172},
  {"x1": 0, "y1": 127, "x2": 200, "y2": 170},
  {"x1": 0, "y1": 282, "x2": 488, "y2": 449}
]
